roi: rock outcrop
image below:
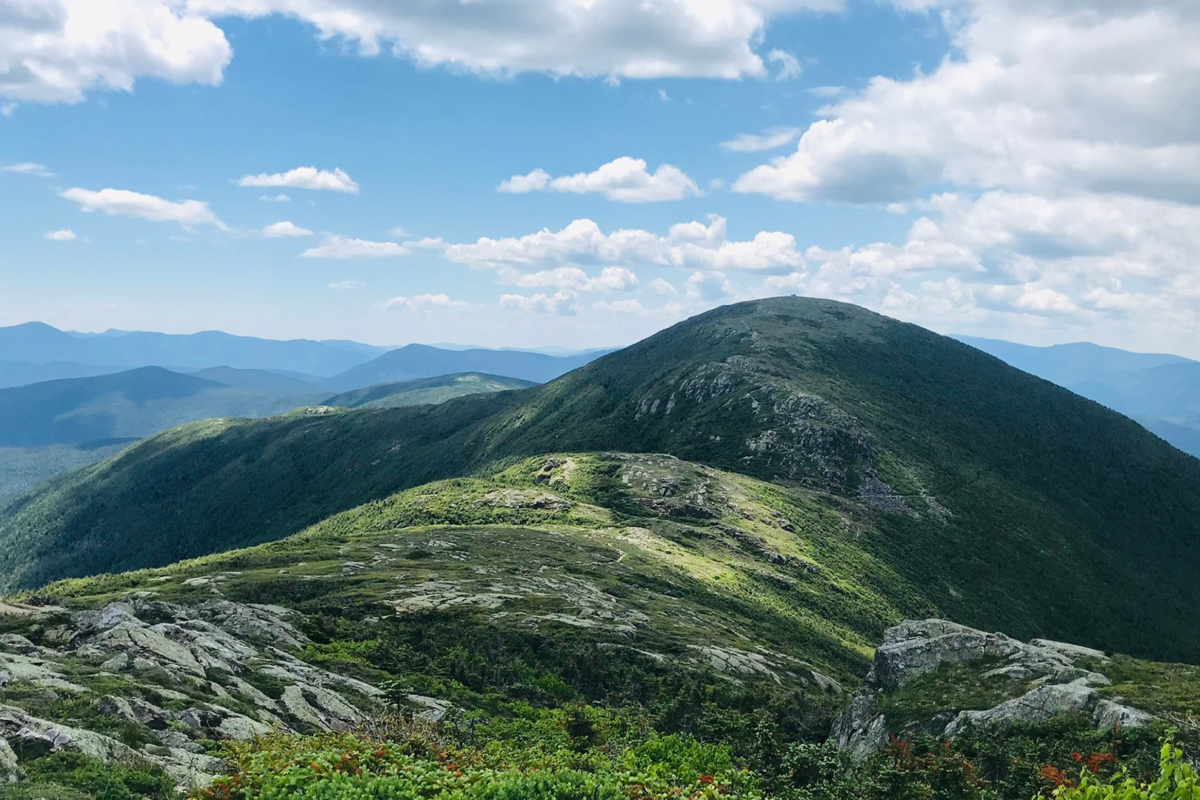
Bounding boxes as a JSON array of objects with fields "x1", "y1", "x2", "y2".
[
  {"x1": 0, "y1": 597, "x2": 385, "y2": 789},
  {"x1": 832, "y1": 619, "x2": 1153, "y2": 761}
]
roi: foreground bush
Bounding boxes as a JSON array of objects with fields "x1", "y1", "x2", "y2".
[{"x1": 1051, "y1": 740, "x2": 1197, "y2": 799}]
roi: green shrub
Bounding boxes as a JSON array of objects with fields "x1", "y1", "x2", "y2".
[{"x1": 1050, "y1": 740, "x2": 1197, "y2": 799}]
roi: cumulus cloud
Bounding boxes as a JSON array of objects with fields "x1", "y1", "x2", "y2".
[
  {"x1": 648, "y1": 278, "x2": 678, "y2": 295},
  {"x1": 2, "y1": 162, "x2": 53, "y2": 177},
  {"x1": 0, "y1": 0, "x2": 231, "y2": 104},
  {"x1": 301, "y1": 235, "x2": 409, "y2": 258},
  {"x1": 384, "y1": 293, "x2": 469, "y2": 311},
  {"x1": 238, "y1": 167, "x2": 359, "y2": 194},
  {"x1": 187, "y1": 0, "x2": 836, "y2": 82},
  {"x1": 259, "y1": 193, "x2": 291, "y2": 203},
  {"x1": 719, "y1": 128, "x2": 801, "y2": 153},
  {"x1": 261, "y1": 221, "x2": 314, "y2": 237},
  {"x1": 424, "y1": 215, "x2": 803, "y2": 275},
  {"x1": 735, "y1": 0, "x2": 1200, "y2": 204},
  {"x1": 61, "y1": 187, "x2": 225, "y2": 229},
  {"x1": 499, "y1": 157, "x2": 701, "y2": 203},
  {"x1": 499, "y1": 290, "x2": 578, "y2": 315},
  {"x1": 44, "y1": 229, "x2": 76, "y2": 241},
  {"x1": 327, "y1": 280, "x2": 364, "y2": 290}
]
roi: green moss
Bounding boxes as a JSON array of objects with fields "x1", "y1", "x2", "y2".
[{"x1": 876, "y1": 659, "x2": 1024, "y2": 732}]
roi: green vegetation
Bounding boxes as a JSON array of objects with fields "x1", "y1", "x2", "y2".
[
  {"x1": 0, "y1": 441, "x2": 131, "y2": 505},
  {"x1": 3, "y1": 752, "x2": 174, "y2": 800},
  {"x1": 322, "y1": 373, "x2": 535, "y2": 410},
  {"x1": 192, "y1": 711, "x2": 1180, "y2": 800},
  {"x1": 7, "y1": 298, "x2": 1200, "y2": 664},
  {"x1": 1051, "y1": 740, "x2": 1198, "y2": 799}
]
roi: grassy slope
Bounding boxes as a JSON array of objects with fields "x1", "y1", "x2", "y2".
[
  {"x1": 3, "y1": 298, "x2": 1200, "y2": 663},
  {"x1": 322, "y1": 373, "x2": 536, "y2": 409},
  {"x1": 29, "y1": 452, "x2": 940, "y2": 686}
]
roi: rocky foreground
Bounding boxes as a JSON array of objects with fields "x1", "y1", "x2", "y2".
[
  {"x1": 0, "y1": 586, "x2": 1174, "y2": 794},
  {"x1": 0, "y1": 596, "x2": 398, "y2": 788}
]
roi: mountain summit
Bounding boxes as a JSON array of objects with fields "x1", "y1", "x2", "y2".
[{"x1": 2, "y1": 297, "x2": 1199, "y2": 663}]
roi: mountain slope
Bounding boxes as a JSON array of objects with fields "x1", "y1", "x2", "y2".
[
  {"x1": 957, "y1": 335, "x2": 1200, "y2": 457},
  {"x1": 4, "y1": 297, "x2": 1200, "y2": 663},
  {"x1": 190, "y1": 365, "x2": 323, "y2": 394},
  {"x1": 0, "y1": 366, "x2": 313, "y2": 447},
  {"x1": 326, "y1": 343, "x2": 607, "y2": 390},
  {"x1": 322, "y1": 372, "x2": 536, "y2": 409}
]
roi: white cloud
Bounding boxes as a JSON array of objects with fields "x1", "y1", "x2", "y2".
[
  {"x1": 259, "y1": 193, "x2": 291, "y2": 202},
  {"x1": 767, "y1": 49, "x2": 802, "y2": 81},
  {"x1": 593, "y1": 298, "x2": 645, "y2": 313},
  {"x1": 0, "y1": 0, "x2": 231, "y2": 104},
  {"x1": 500, "y1": 265, "x2": 638, "y2": 292},
  {"x1": 428, "y1": 215, "x2": 803, "y2": 274},
  {"x1": 186, "y1": 0, "x2": 837, "y2": 82},
  {"x1": 300, "y1": 235, "x2": 409, "y2": 259},
  {"x1": 686, "y1": 271, "x2": 733, "y2": 302},
  {"x1": 2, "y1": 162, "x2": 53, "y2": 177},
  {"x1": 261, "y1": 220, "x2": 314, "y2": 237},
  {"x1": 0, "y1": 103, "x2": 16, "y2": 117},
  {"x1": 327, "y1": 280, "x2": 364, "y2": 290},
  {"x1": 499, "y1": 157, "x2": 701, "y2": 203},
  {"x1": 657, "y1": 88, "x2": 671, "y2": 103},
  {"x1": 499, "y1": 290, "x2": 578, "y2": 315},
  {"x1": 735, "y1": 0, "x2": 1200, "y2": 204},
  {"x1": 44, "y1": 229, "x2": 77, "y2": 241},
  {"x1": 61, "y1": 187, "x2": 225, "y2": 228},
  {"x1": 719, "y1": 128, "x2": 801, "y2": 153},
  {"x1": 384, "y1": 293, "x2": 469, "y2": 311},
  {"x1": 238, "y1": 167, "x2": 359, "y2": 194},
  {"x1": 648, "y1": 278, "x2": 678, "y2": 295}
]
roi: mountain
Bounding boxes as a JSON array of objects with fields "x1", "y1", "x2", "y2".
[
  {"x1": 957, "y1": 336, "x2": 1200, "y2": 457},
  {"x1": 3, "y1": 297, "x2": 1200, "y2": 665},
  {"x1": 325, "y1": 343, "x2": 610, "y2": 391},
  {"x1": 322, "y1": 372, "x2": 536, "y2": 409},
  {"x1": 0, "y1": 322, "x2": 386, "y2": 376},
  {"x1": 0, "y1": 360, "x2": 132, "y2": 389},
  {"x1": 190, "y1": 365, "x2": 322, "y2": 394},
  {"x1": 0, "y1": 366, "x2": 314, "y2": 448}
]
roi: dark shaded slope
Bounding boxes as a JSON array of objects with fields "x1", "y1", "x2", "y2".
[
  {"x1": 3, "y1": 298, "x2": 1200, "y2": 662},
  {"x1": 0, "y1": 367, "x2": 314, "y2": 447}
]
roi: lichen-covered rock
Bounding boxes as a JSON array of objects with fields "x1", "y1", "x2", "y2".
[{"x1": 831, "y1": 619, "x2": 1155, "y2": 759}]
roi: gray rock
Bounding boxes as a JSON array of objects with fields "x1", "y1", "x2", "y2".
[
  {"x1": 944, "y1": 680, "x2": 1096, "y2": 735},
  {"x1": 0, "y1": 738, "x2": 19, "y2": 783},
  {"x1": 830, "y1": 689, "x2": 888, "y2": 762},
  {"x1": 1093, "y1": 700, "x2": 1153, "y2": 731},
  {"x1": 831, "y1": 619, "x2": 1156, "y2": 759}
]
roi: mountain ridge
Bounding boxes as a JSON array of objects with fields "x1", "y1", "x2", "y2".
[{"x1": 3, "y1": 297, "x2": 1199, "y2": 664}]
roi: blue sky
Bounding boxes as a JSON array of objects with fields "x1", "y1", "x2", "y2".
[{"x1": 2, "y1": 0, "x2": 1199, "y2": 353}]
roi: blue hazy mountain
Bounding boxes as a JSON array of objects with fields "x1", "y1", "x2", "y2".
[
  {"x1": 325, "y1": 343, "x2": 612, "y2": 391},
  {"x1": 956, "y1": 336, "x2": 1200, "y2": 457}
]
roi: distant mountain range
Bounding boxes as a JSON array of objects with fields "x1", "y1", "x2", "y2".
[
  {"x1": 324, "y1": 344, "x2": 609, "y2": 391},
  {"x1": 0, "y1": 322, "x2": 387, "y2": 378},
  {"x1": 0, "y1": 322, "x2": 613, "y2": 390},
  {"x1": 956, "y1": 336, "x2": 1200, "y2": 457}
]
